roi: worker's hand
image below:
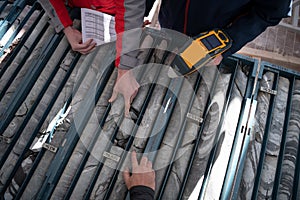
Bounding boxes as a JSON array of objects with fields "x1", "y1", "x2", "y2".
[
  {"x1": 109, "y1": 69, "x2": 140, "y2": 117},
  {"x1": 213, "y1": 55, "x2": 223, "y2": 65},
  {"x1": 63, "y1": 26, "x2": 96, "y2": 54},
  {"x1": 123, "y1": 151, "x2": 155, "y2": 191},
  {"x1": 207, "y1": 55, "x2": 223, "y2": 66}
]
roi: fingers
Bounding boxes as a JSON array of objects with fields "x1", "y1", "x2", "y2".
[
  {"x1": 124, "y1": 95, "x2": 131, "y2": 118},
  {"x1": 207, "y1": 55, "x2": 223, "y2": 66},
  {"x1": 124, "y1": 104, "x2": 130, "y2": 118},
  {"x1": 212, "y1": 55, "x2": 223, "y2": 65},
  {"x1": 124, "y1": 87, "x2": 138, "y2": 117},
  {"x1": 123, "y1": 167, "x2": 130, "y2": 189},
  {"x1": 109, "y1": 70, "x2": 139, "y2": 117},
  {"x1": 74, "y1": 39, "x2": 97, "y2": 54},
  {"x1": 140, "y1": 156, "x2": 148, "y2": 167},
  {"x1": 64, "y1": 27, "x2": 96, "y2": 54},
  {"x1": 147, "y1": 160, "x2": 153, "y2": 169},
  {"x1": 131, "y1": 151, "x2": 139, "y2": 170},
  {"x1": 109, "y1": 89, "x2": 118, "y2": 103}
]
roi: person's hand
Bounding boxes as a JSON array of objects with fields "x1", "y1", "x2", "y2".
[
  {"x1": 109, "y1": 69, "x2": 140, "y2": 117},
  {"x1": 207, "y1": 55, "x2": 223, "y2": 66},
  {"x1": 63, "y1": 26, "x2": 96, "y2": 54},
  {"x1": 123, "y1": 151, "x2": 155, "y2": 191},
  {"x1": 212, "y1": 55, "x2": 223, "y2": 65}
]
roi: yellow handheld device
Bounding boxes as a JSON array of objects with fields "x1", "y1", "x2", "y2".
[{"x1": 171, "y1": 29, "x2": 232, "y2": 76}]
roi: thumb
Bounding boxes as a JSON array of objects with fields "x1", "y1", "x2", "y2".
[
  {"x1": 109, "y1": 89, "x2": 118, "y2": 103},
  {"x1": 123, "y1": 168, "x2": 131, "y2": 188},
  {"x1": 124, "y1": 98, "x2": 131, "y2": 118}
]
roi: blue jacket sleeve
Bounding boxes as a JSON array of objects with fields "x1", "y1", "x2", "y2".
[
  {"x1": 130, "y1": 186, "x2": 154, "y2": 200},
  {"x1": 223, "y1": 0, "x2": 291, "y2": 57}
]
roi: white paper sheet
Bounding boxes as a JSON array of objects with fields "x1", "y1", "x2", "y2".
[{"x1": 81, "y1": 8, "x2": 116, "y2": 45}]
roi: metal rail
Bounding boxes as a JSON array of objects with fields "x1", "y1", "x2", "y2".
[
  {"x1": 102, "y1": 68, "x2": 174, "y2": 200},
  {"x1": 1, "y1": 1, "x2": 300, "y2": 198},
  {"x1": 0, "y1": 46, "x2": 71, "y2": 196},
  {"x1": 0, "y1": 33, "x2": 63, "y2": 134},
  {"x1": 220, "y1": 57, "x2": 259, "y2": 199},
  {"x1": 198, "y1": 59, "x2": 238, "y2": 200},
  {"x1": 272, "y1": 76, "x2": 295, "y2": 199},
  {"x1": 82, "y1": 68, "x2": 151, "y2": 200},
  {"x1": 156, "y1": 67, "x2": 203, "y2": 199},
  {"x1": 14, "y1": 53, "x2": 81, "y2": 200},
  {"x1": 251, "y1": 71, "x2": 279, "y2": 199},
  {"x1": 36, "y1": 56, "x2": 115, "y2": 200},
  {"x1": 177, "y1": 65, "x2": 221, "y2": 200},
  {"x1": 82, "y1": 30, "x2": 170, "y2": 200}
]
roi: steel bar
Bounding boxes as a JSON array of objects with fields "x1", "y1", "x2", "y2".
[
  {"x1": 102, "y1": 43, "x2": 176, "y2": 199},
  {"x1": 0, "y1": 20, "x2": 49, "y2": 100},
  {"x1": 14, "y1": 53, "x2": 81, "y2": 200},
  {"x1": 143, "y1": 76, "x2": 184, "y2": 162},
  {"x1": 198, "y1": 60, "x2": 238, "y2": 200},
  {"x1": 66, "y1": 43, "x2": 159, "y2": 199},
  {"x1": 36, "y1": 62, "x2": 115, "y2": 200},
  {"x1": 62, "y1": 104, "x2": 111, "y2": 200},
  {"x1": 0, "y1": 46, "x2": 71, "y2": 195},
  {"x1": 0, "y1": 33, "x2": 63, "y2": 137},
  {"x1": 220, "y1": 59, "x2": 259, "y2": 199},
  {"x1": 84, "y1": 61, "x2": 160, "y2": 200},
  {"x1": 251, "y1": 72, "x2": 279, "y2": 199},
  {"x1": 82, "y1": 106, "x2": 124, "y2": 200},
  {"x1": 272, "y1": 76, "x2": 295, "y2": 199},
  {"x1": 156, "y1": 69, "x2": 203, "y2": 199},
  {"x1": 0, "y1": 46, "x2": 71, "y2": 172},
  {"x1": 102, "y1": 70, "x2": 171, "y2": 200},
  {"x1": 83, "y1": 31, "x2": 168, "y2": 200},
  {"x1": 59, "y1": 51, "x2": 120, "y2": 199},
  {"x1": 177, "y1": 66, "x2": 221, "y2": 200}
]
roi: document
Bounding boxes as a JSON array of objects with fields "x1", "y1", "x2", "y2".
[{"x1": 81, "y1": 8, "x2": 116, "y2": 45}]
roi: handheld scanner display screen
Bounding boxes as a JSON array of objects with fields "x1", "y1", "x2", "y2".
[
  {"x1": 200, "y1": 34, "x2": 222, "y2": 51},
  {"x1": 197, "y1": 30, "x2": 228, "y2": 53}
]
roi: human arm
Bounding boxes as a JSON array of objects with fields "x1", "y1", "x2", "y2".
[
  {"x1": 38, "y1": 0, "x2": 96, "y2": 54},
  {"x1": 223, "y1": 0, "x2": 291, "y2": 57},
  {"x1": 63, "y1": 26, "x2": 96, "y2": 54},
  {"x1": 38, "y1": 0, "x2": 72, "y2": 32},
  {"x1": 109, "y1": 0, "x2": 146, "y2": 117},
  {"x1": 123, "y1": 151, "x2": 155, "y2": 200}
]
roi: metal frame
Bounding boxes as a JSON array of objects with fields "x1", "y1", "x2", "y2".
[{"x1": 1, "y1": 1, "x2": 300, "y2": 199}]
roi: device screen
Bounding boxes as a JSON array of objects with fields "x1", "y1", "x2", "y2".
[{"x1": 200, "y1": 34, "x2": 222, "y2": 51}]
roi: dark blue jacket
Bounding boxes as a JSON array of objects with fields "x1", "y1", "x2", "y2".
[{"x1": 146, "y1": 0, "x2": 291, "y2": 57}]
